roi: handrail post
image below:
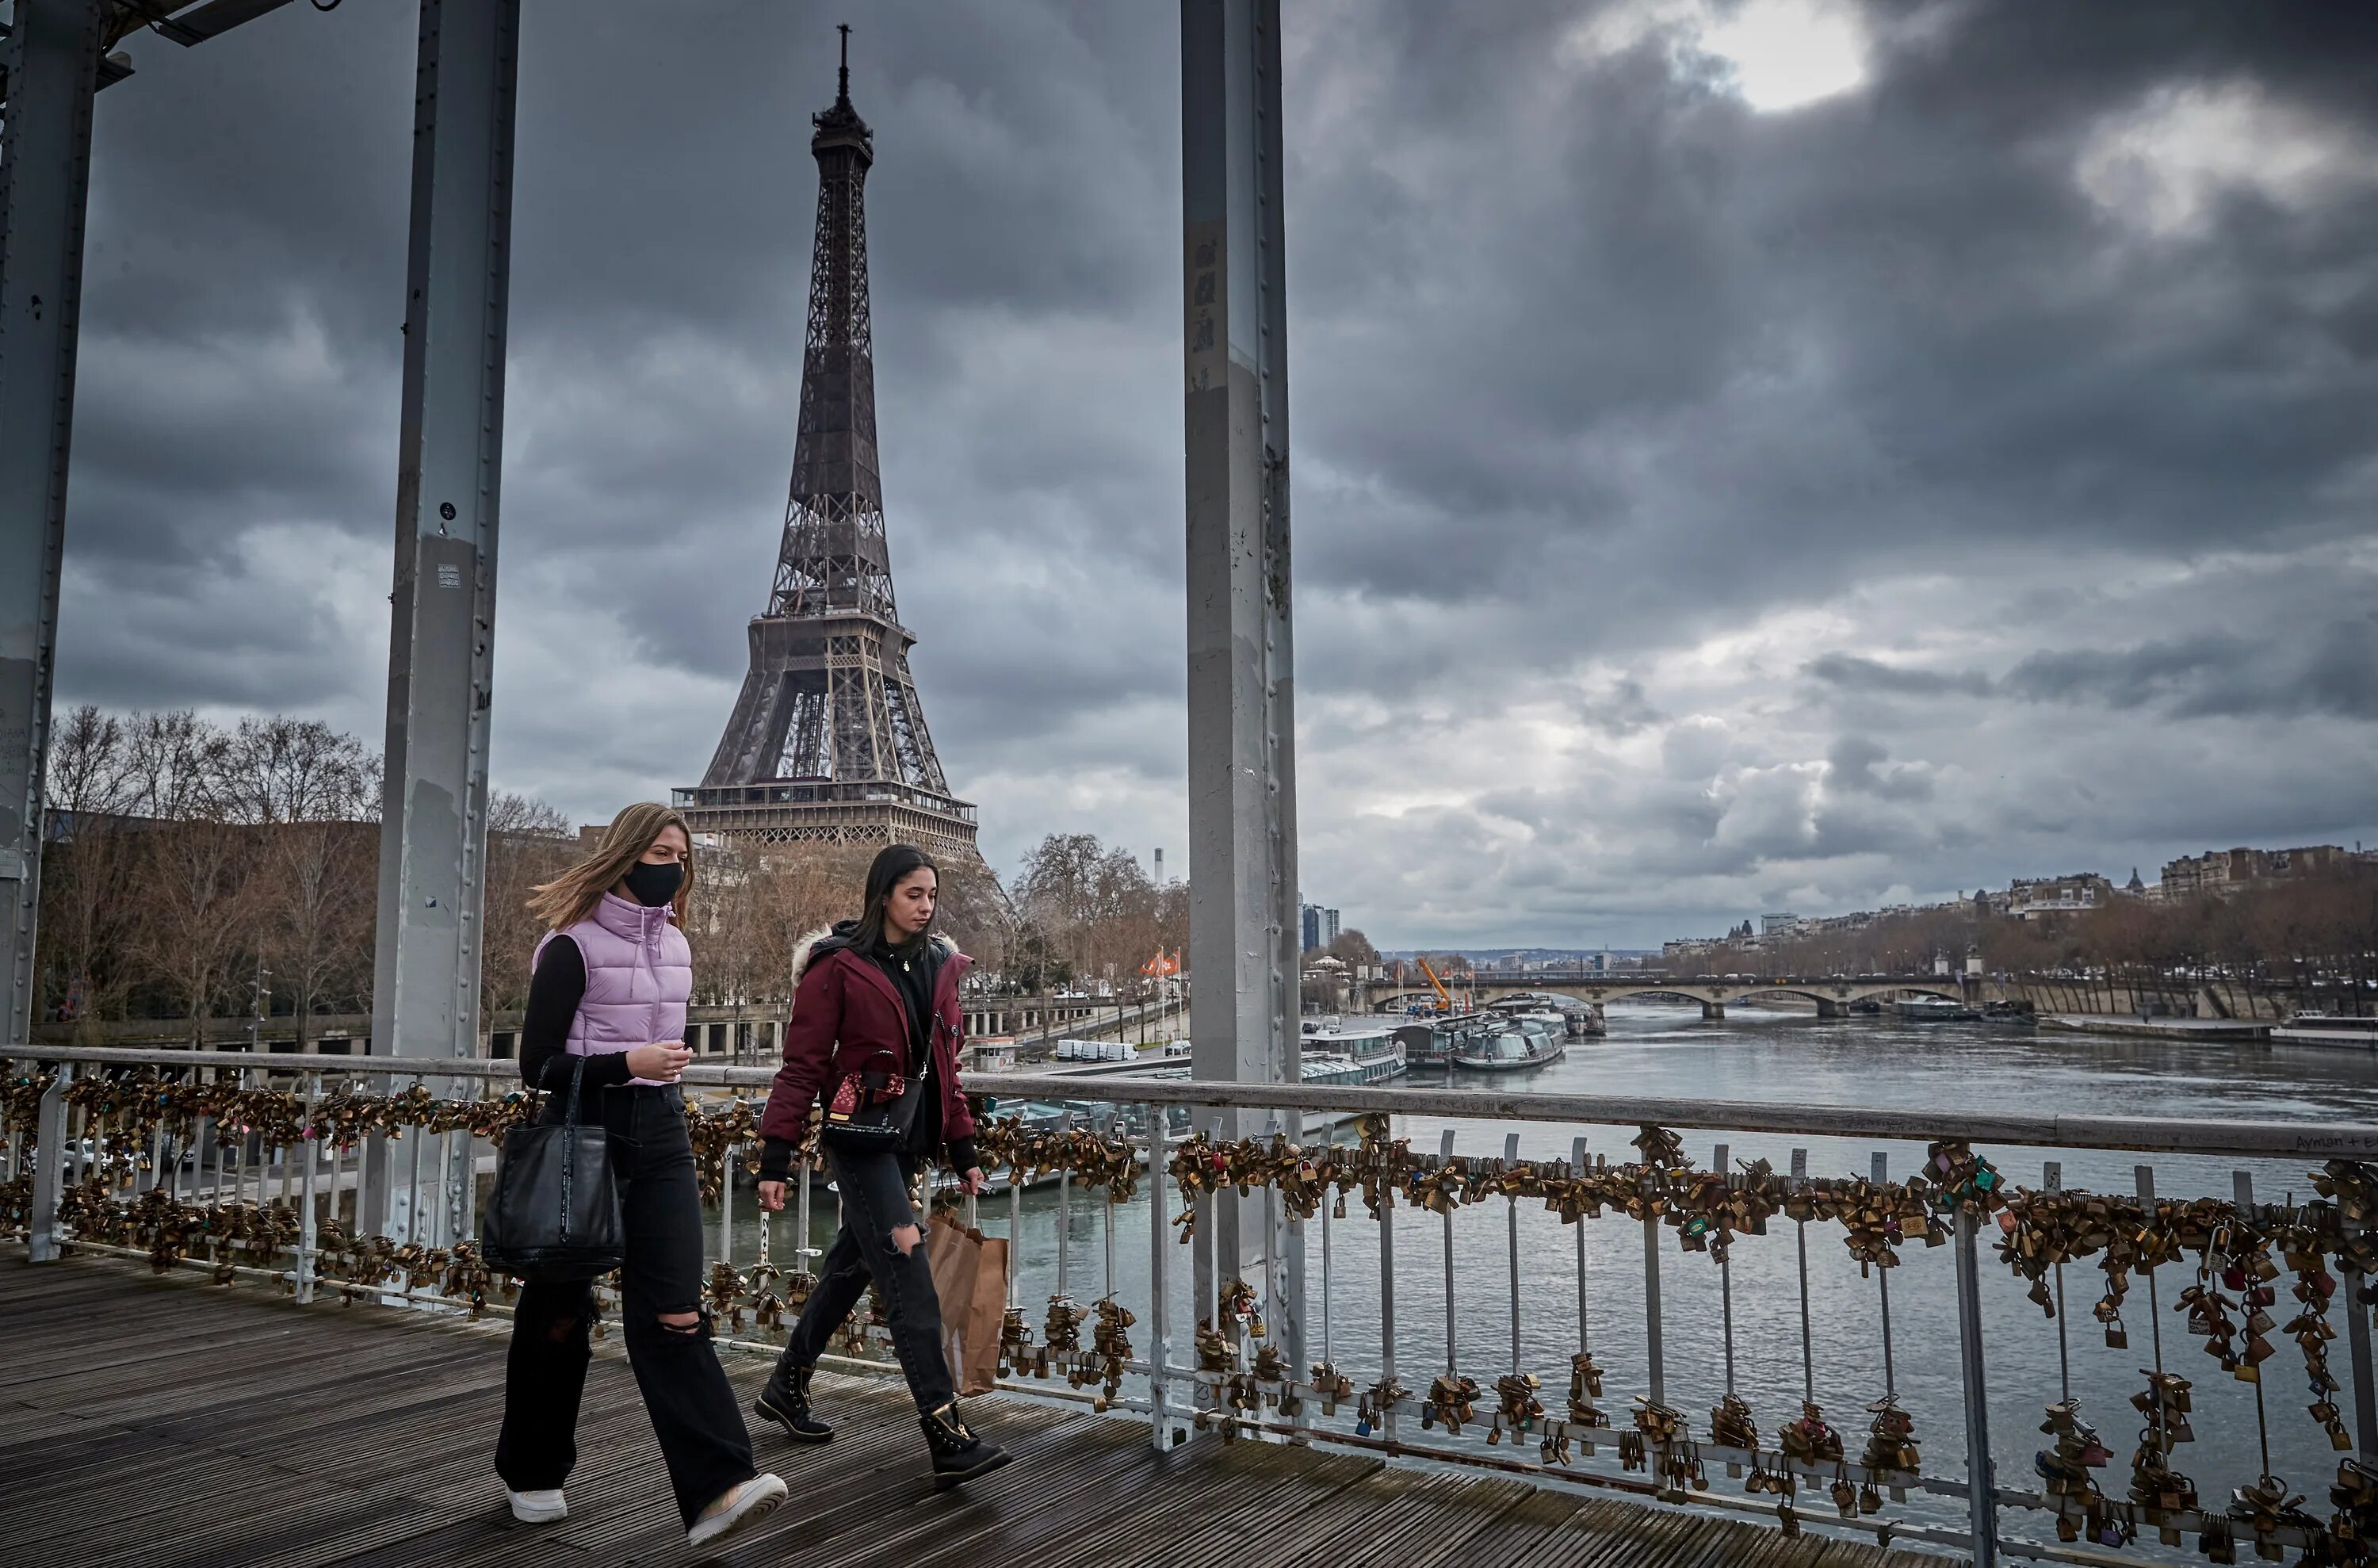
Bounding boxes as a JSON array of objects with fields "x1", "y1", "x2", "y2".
[
  {"x1": 1378, "y1": 1174, "x2": 1399, "y2": 1443},
  {"x1": 28, "y1": 1062, "x2": 72, "y2": 1262},
  {"x1": 1146, "y1": 1101, "x2": 1171, "y2": 1450},
  {"x1": 296, "y1": 1075, "x2": 321, "y2": 1302},
  {"x1": 1642, "y1": 1158, "x2": 1663, "y2": 1408},
  {"x1": 1440, "y1": 1128, "x2": 1458, "y2": 1376},
  {"x1": 1504, "y1": 1131, "x2": 1522, "y2": 1374},
  {"x1": 718, "y1": 1141, "x2": 736, "y2": 1266},
  {"x1": 1953, "y1": 1194, "x2": 1998, "y2": 1567}
]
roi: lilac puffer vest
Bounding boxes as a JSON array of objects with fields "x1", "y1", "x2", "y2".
[{"x1": 533, "y1": 893, "x2": 692, "y2": 1088}]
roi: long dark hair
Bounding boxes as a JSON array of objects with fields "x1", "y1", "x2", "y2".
[{"x1": 853, "y1": 843, "x2": 939, "y2": 954}]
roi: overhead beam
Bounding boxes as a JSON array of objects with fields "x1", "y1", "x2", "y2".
[
  {"x1": 0, "y1": 0, "x2": 106, "y2": 1061},
  {"x1": 1181, "y1": 0, "x2": 1302, "y2": 1374},
  {"x1": 364, "y1": 0, "x2": 518, "y2": 1247}
]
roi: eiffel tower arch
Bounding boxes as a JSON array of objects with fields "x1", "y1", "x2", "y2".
[{"x1": 679, "y1": 31, "x2": 982, "y2": 871}]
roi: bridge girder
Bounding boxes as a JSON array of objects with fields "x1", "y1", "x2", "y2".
[{"x1": 1365, "y1": 977, "x2": 1969, "y2": 1011}]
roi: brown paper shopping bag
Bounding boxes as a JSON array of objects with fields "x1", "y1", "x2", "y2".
[{"x1": 927, "y1": 1216, "x2": 1009, "y2": 1396}]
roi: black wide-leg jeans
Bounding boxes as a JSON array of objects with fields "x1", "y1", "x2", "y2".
[
  {"x1": 495, "y1": 1085, "x2": 757, "y2": 1527},
  {"x1": 774, "y1": 1144, "x2": 955, "y2": 1414}
]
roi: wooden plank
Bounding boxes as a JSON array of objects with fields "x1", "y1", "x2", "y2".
[
  {"x1": 0, "y1": 1255, "x2": 1966, "y2": 1568},
  {"x1": 1432, "y1": 1484, "x2": 1593, "y2": 1568}
]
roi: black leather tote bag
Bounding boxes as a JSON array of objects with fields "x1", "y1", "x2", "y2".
[{"x1": 481, "y1": 1057, "x2": 623, "y2": 1279}]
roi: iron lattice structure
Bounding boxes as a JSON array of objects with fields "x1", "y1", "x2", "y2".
[{"x1": 681, "y1": 41, "x2": 980, "y2": 862}]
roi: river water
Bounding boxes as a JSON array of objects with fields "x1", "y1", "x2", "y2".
[{"x1": 716, "y1": 1005, "x2": 2378, "y2": 1553}]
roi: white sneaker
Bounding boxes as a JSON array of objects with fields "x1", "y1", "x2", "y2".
[
  {"x1": 686, "y1": 1473, "x2": 789, "y2": 1547},
  {"x1": 507, "y1": 1486, "x2": 568, "y2": 1524}
]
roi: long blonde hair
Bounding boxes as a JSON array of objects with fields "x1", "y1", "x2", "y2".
[{"x1": 526, "y1": 801, "x2": 696, "y2": 931}]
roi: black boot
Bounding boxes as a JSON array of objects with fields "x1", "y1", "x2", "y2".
[
  {"x1": 754, "y1": 1360, "x2": 832, "y2": 1444},
  {"x1": 920, "y1": 1401, "x2": 1011, "y2": 1489}
]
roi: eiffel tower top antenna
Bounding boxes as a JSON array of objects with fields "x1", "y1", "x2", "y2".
[{"x1": 837, "y1": 22, "x2": 851, "y2": 102}]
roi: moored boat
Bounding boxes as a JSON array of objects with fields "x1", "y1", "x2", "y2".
[
  {"x1": 1449, "y1": 1018, "x2": 1566, "y2": 1073},
  {"x1": 2270, "y1": 1012, "x2": 2378, "y2": 1050},
  {"x1": 1895, "y1": 995, "x2": 1982, "y2": 1023},
  {"x1": 1394, "y1": 1012, "x2": 1497, "y2": 1068},
  {"x1": 1299, "y1": 1018, "x2": 1409, "y2": 1083}
]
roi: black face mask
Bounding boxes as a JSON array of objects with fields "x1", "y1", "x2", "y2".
[{"x1": 622, "y1": 860, "x2": 683, "y2": 908}]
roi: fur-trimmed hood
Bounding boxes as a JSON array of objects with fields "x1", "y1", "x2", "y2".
[{"x1": 788, "y1": 920, "x2": 959, "y2": 1005}]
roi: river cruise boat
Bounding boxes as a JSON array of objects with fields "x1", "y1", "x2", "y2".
[
  {"x1": 1393, "y1": 1012, "x2": 1498, "y2": 1068},
  {"x1": 1298, "y1": 1018, "x2": 1409, "y2": 1083},
  {"x1": 1488, "y1": 993, "x2": 1604, "y2": 1039},
  {"x1": 2271, "y1": 1012, "x2": 2378, "y2": 1050},
  {"x1": 1504, "y1": 1006, "x2": 1588, "y2": 1042},
  {"x1": 1449, "y1": 1018, "x2": 1567, "y2": 1073},
  {"x1": 1896, "y1": 995, "x2": 1982, "y2": 1023}
]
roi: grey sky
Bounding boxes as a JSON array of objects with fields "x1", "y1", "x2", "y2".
[{"x1": 40, "y1": 0, "x2": 2378, "y2": 949}]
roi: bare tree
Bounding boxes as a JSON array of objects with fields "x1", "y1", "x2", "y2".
[
  {"x1": 1012, "y1": 833, "x2": 1178, "y2": 991},
  {"x1": 1323, "y1": 928, "x2": 1382, "y2": 970},
  {"x1": 36, "y1": 706, "x2": 144, "y2": 1030},
  {"x1": 122, "y1": 713, "x2": 253, "y2": 1042},
  {"x1": 480, "y1": 793, "x2": 580, "y2": 1018},
  {"x1": 229, "y1": 725, "x2": 380, "y2": 1046}
]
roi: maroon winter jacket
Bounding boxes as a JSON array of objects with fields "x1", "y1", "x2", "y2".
[{"x1": 756, "y1": 925, "x2": 977, "y2": 1180}]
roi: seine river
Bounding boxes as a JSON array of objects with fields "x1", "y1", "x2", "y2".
[{"x1": 721, "y1": 1005, "x2": 2378, "y2": 1553}]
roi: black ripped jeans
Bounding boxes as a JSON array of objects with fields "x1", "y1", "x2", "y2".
[
  {"x1": 495, "y1": 1085, "x2": 757, "y2": 1527},
  {"x1": 774, "y1": 1144, "x2": 954, "y2": 1413}
]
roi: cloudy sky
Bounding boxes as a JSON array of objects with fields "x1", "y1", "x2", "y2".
[{"x1": 41, "y1": 0, "x2": 2378, "y2": 949}]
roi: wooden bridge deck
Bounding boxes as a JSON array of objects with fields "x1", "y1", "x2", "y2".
[{"x1": 0, "y1": 1253, "x2": 1960, "y2": 1568}]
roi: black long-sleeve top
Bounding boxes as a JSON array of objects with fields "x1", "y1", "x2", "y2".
[{"x1": 517, "y1": 936, "x2": 635, "y2": 1095}]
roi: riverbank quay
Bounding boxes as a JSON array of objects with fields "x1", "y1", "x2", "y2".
[
  {"x1": 2037, "y1": 1015, "x2": 2273, "y2": 1043},
  {"x1": 0, "y1": 1252, "x2": 1949, "y2": 1568},
  {"x1": 13, "y1": 1041, "x2": 2378, "y2": 1565}
]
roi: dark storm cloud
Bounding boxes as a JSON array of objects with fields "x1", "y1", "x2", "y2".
[
  {"x1": 1805, "y1": 620, "x2": 2378, "y2": 721},
  {"x1": 2007, "y1": 621, "x2": 2378, "y2": 721},
  {"x1": 40, "y1": 0, "x2": 2378, "y2": 942},
  {"x1": 1806, "y1": 655, "x2": 1994, "y2": 699},
  {"x1": 1825, "y1": 736, "x2": 1934, "y2": 802}
]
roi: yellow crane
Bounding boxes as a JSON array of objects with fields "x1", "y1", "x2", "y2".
[{"x1": 1416, "y1": 955, "x2": 1458, "y2": 1012}]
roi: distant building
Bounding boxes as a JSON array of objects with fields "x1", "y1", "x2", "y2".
[
  {"x1": 1298, "y1": 902, "x2": 1342, "y2": 952},
  {"x1": 1761, "y1": 912, "x2": 1803, "y2": 936},
  {"x1": 2160, "y1": 844, "x2": 2357, "y2": 901},
  {"x1": 2005, "y1": 874, "x2": 2114, "y2": 920}
]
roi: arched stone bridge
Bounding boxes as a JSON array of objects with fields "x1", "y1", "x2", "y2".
[{"x1": 1356, "y1": 973, "x2": 1973, "y2": 1021}]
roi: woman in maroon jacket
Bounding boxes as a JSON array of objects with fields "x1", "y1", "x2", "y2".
[{"x1": 752, "y1": 844, "x2": 1011, "y2": 1487}]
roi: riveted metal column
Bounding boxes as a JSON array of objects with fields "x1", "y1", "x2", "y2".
[
  {"x1": 0, "y1": 0, "x2": 105, "y2": 1056},
  {"x1": 365, "y1": 0, "x2": 518, "y2": 1246},
  {"x1": 1181, "y1": 0, "x2": 1302, "y2": 1376}
]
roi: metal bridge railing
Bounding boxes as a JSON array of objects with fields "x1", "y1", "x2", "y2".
[{"x1": 6, "y1": 1044, "x2": 2377, "y2": 1567}]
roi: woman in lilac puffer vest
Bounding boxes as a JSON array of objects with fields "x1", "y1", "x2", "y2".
[{"x1": 492, "y1": 802, "x2": 786, "y2": 1549}]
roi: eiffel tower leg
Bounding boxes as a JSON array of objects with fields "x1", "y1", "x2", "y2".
[
  {"x1": 1182, "y1": 0, "x2": 1304, "y2": 1385},
  {"x1": 365, "y1": 0, "x2": 520, "y2": 1249}
]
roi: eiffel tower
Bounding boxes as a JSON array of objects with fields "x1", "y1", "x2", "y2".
[{"x1": 679, "y1": 29, "x2": 980, "y2": 863}]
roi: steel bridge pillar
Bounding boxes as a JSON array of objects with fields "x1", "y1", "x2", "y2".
[
  {"x1": 1182, "y1": 0, "x2": 1304, "y2": 1380},
  {"x1": 362, "y1": 0, "x2": 519, "y2": 1248},
  {"x1": 0, "y1": 0, "x2": 105, "y2": 1057}
]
